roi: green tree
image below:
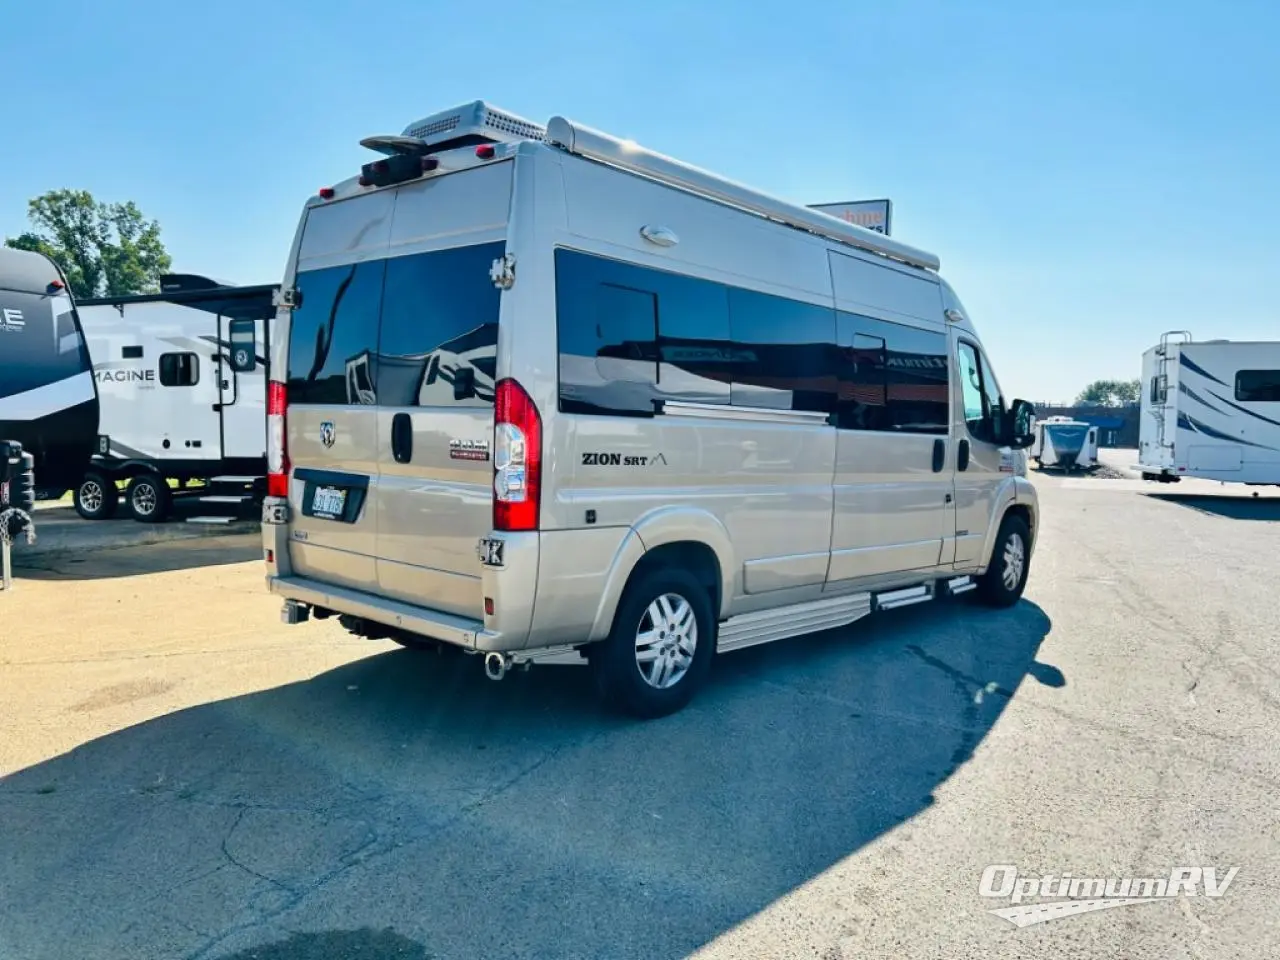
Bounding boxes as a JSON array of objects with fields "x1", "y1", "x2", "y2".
[
  {"x1": 1076, "y1": 378, "x2": 1141, "y2": 406},
  {"x1": 4, "y1": 189, "x2": 171, "y2": 299}
]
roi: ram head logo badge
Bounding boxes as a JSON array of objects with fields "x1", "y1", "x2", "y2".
[{"x1": 319, "y1": 421, "x2": 336, "y2": 449}]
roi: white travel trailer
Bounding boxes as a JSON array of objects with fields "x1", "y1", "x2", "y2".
[
  {"x1": 1139, "y1": 332, "x2": 1280, "y2": 485},
  {"x1": 1030, "y1": 416, "x2": 1098, "y2": 470},
  {"x1": 73, "y1": 275, "x2": 277, "y2": 522}
]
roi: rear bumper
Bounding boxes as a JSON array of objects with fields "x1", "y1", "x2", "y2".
[{"x1": 267, "y1": 573, "x2": 521, "y2": 653}]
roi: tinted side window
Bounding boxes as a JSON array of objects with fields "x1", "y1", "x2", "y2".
[
  {"x1": 286, "y1": 260, "x2": 385, "y2": 405},
  {"x1": 957, "y1": 341, "x2": 1006, "y2": 444},
  {"x1": 651, "y1": 269, "x2": 731, "y2": 406},
  {"x1": 1235, "y1": 369, "x2": 1280, "y2": 402},
  {"x1": 378, "y1": 242, "x2": 504, "y2": 408},
  {"x1": 729, "y1": 288, "x2": 836, "y2": 412},
  {"x1": 837, "y1": 313, "x2": 948, "y2": 433},
  {"x1": 555, "y1": 249, "x2": 732, "y2": 414},
  {"x1": 159, "y1": 352, "x2": 199, "y2": 387},
  {"x1": 556, "y1": 248, "x2": 659, "y2": 416}
]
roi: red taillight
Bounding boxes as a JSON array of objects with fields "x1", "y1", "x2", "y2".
[
  {"x1": 492, "y1": 378, "x2": 542, "y2": 532},
  {"x1": 318, "y1": 187, "x2": 335, "y2": 199},
  {"x1": 267, "y1": 381, "x2": 289, "y2": 497},
  {"x1": 48, "y1": 279, "x2": 64, "y2": 291},
  {"x1": 475, "y1": 144, "x2": 496, "y2": 160}
]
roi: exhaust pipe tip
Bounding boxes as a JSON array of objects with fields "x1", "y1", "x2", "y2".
[{"x1": 484, "y1": 652, "x2": 510, "y2": 681}]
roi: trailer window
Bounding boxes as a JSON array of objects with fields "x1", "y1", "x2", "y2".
[
  {"x1": 1235, "y1": 369, "x2": 1280, "y2": 403},
  {"x1": 159, "y1": 352, "x2": 199, "y2": 387},
  {"x1": 123, "y1": 346, "x2": 144, "y2": 359}
]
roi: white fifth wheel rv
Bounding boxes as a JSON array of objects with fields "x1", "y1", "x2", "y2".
[
  {"x1": 1139, "y1": 332, "x2": 1280, "y2": 485},
  {"x1": 1030, "y1": 416, "x2": 1098, "y2": 471},
  {"x1": 73, "y1": 275, "x2": 277, "y2": 522}
]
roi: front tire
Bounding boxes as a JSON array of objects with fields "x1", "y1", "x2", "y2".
[
  {"x1": 591, "y1": 567, "x2": 715, "y2": 719},
  {"x1": 977, "y1": 514, "x2": 1031, "y2": 608},
  {"x1": 126, "y1": 473, "x2": 172, "y2": 523},
  {"x1": 75, "y1": 471, "x2": 119, "y2": 520}
]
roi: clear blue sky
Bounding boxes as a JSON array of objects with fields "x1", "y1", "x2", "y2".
[{"x1": 3, "y1": 0, "x2": 1277, "y2": 402}]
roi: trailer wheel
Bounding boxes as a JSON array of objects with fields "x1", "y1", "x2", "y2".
[
  {"x1": 75, "y1": 471, "x2": 119, "y2": 520},
  {"x1": 126, "y1": 473, "x2": 172, "y2": 523}
]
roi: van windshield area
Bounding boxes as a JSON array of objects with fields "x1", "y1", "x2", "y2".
[{"x1": 285, "y1": 241, "x2": 503, "y2": 408}]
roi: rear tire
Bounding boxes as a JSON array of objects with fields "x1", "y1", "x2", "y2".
[
  {"x1": 591, "y1": 566, "x2": 715, "y2": 719},
  {"x1": 75, "y1": 471, "x2": 119, "y2": 520},
  {"x1": 126, "y1": 473, "x2": 172, "y2": 523},
  {"x1": 977, "y1": 513, "x2": 1031, "y2": 608}
]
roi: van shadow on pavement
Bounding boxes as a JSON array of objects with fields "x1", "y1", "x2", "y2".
[{"x1": 0, "y1": 598, "x2": 1056, "y2": 960}]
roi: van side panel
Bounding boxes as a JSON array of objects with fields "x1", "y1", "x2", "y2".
[
  {"x1": 543, "y1": 153, "x2": 837, "y2": 616},
  {"x1": 826, "y1": 251, "x2": 951, "y2": 583}
]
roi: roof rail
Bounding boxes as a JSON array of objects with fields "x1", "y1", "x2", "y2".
[{"x1": 545, "y1": 116, "x2": 940, "y2": 272}]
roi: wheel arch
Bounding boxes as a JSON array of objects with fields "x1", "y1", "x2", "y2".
[{"x1": 586, "y1": 507, "x2": 734, "y2": 642}]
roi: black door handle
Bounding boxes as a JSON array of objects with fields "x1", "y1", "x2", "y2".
[
  {"x1": 391, "y1": 413, "x2": 413, "y2": 464},
  {"x1": 932, "y1": 437, "x2": 945, "y2": 472},
  {"x1": 957, "y1": 438, "x2": 970, "y2": 472}
]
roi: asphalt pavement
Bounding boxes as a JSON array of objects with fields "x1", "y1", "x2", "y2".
[{"x1": 1, "y1": 468, "x2": 1277, "y2": 959}]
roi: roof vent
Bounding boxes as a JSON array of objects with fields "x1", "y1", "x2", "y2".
[{"x1": 361, "y1": 100, "x2": 546, "y2": 157}]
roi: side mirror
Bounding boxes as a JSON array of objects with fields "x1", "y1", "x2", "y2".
[
  {"x1": 228, "y1": 318, "x2": 257, "y2": 373},
  {"x1": 1004, "y1": 399, "x2": 1036, "y2": 449}
]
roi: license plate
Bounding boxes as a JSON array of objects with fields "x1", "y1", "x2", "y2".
[{"x1": 310, "y1": 485, "x2": 347, "y2": 519}]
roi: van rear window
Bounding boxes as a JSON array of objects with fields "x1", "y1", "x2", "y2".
[{"x1": 286, "y1": 242, "x2": 503, "y2": 407}]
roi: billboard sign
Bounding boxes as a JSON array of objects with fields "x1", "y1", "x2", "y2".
[{"x1": 808, "y1": 199, "x2": 892, "y2": 236}]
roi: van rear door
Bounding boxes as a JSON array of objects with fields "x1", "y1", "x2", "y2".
[
  {"x1": 283, "y1": 189, "x2": 394, "y2": 591},
  {"x1": 371, "y1": 163, "x2": 513, "y2": 620}
]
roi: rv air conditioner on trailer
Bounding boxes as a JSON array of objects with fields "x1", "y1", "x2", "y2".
[
  {"x1": 1138, "y1": 332, "x2": 1280, "y2": 485},
  {"x1": 72, "y1": 276, "x2": 278, "y2": 522},
  {"x1": 0, "y1": 247, "x2": 100, "y2": 498}
]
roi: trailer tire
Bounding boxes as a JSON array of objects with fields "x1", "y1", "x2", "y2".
[
  {"x1": 977, "y1": 513, "x2": 1031, "y2": 608},
  {"x1": 126, "y1": 473, "x2": 172, "y2": 523},
  {"x1": 75, "y1": 471, "x2": 119, "y2": 520}
]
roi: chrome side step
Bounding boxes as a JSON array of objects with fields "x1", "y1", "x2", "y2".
[
  {"x1": 717, "y1": 592, "x2": 873, "y2": 654},
  {"x1": 874, "y1": 584, "x2": 933, "y2": 610},
  {"x1": 944, "y1": 575, "x2": 977, "y2": 595}
]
